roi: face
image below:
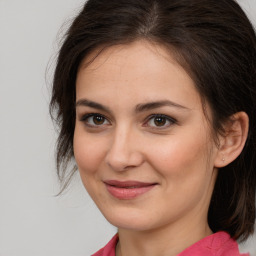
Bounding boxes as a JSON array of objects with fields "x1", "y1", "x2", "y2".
[{"x1": 74, "y1": 40, "x2": 218, "y2": 233}]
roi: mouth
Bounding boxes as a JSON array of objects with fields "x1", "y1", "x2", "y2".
[{"x1": 103, "y1": 180, "x2": 158, "y2": 200}]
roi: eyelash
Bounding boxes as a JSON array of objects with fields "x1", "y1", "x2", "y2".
[
  {"x1": 79, "y1": 113, "x2": 177, "y2": 129},
  {"x1": 144, "y1": 114, "x2": 177, "y2": 129},
  {"x1": 80, "y1": 113, "x2": 110, "y2": 127}
]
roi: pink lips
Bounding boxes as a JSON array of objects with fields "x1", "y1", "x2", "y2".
[{"x1": 104, "y1": 180, "x2": 157, "y2": 200}]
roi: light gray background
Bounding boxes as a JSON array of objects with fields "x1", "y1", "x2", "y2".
[{"x1": 0, "y1": 1, "x2": 255, "y2": 255}]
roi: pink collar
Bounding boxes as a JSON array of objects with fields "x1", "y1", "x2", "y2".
[{"x1": 92, "y1": 231, "x2": 249, "y2": 256}]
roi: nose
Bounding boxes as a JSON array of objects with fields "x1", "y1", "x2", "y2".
[{"x1": 105, "y1": 126, "x2": 144, "y2": 172}]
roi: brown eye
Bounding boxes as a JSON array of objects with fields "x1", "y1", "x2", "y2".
[
  {"x1": 93, "y1": 115, "x2": 105, "y2": 125},
  {"x1": 154, "y1": 116, "x2": 167, "y2": 126},
  {"x1": 81, "y1": 113, "x2": 110, "y2": 127},
  {"x1": 146, "y1": 114, "x2": 176, "y2": 129}
]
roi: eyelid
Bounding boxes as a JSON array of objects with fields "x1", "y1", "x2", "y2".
[
  {"x1": 79, "y1": 112, "x2": 104, "y2": 121},
  {"x1": 79, "y1": 113, "x2": 111, "y2": 126},
  {"x1": 143, "y1": 114, "x2": 177, "y2": 128},
  {"x1": 78, "y1": 112, "x2": 177, "y2": 129}
]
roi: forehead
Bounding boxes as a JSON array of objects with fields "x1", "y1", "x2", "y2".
[
  {"x1": 76, "y1": 40, "x2": 203, "y2": 112},
  {"x1": 79, "y1": 40, "x2": 184, "y2": 77}
]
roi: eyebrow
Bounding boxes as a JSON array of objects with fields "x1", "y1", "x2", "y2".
[
  {"x1": 76, "y1": 99, "x2": 112, "y2": 113},
  {"x1": 75, "y1": 99, "x2": 190, "y2": 113},
  {"x1": 135, "y1": 100, "x2": 190, "y2": 113}
]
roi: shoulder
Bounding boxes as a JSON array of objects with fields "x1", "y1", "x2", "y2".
[
  {"x1": 178, "y1": 231, "x2": 249, "y2": 256},
  {"x1": 91, "y1": 234, "x2": 118, "y2": 256}
]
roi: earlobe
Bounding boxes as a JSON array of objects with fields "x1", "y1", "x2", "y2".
[{"x1": 214, "y1": 112, "x2": 249, "y2": 168}]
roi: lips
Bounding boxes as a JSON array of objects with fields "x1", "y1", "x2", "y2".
[{"x1": 104, "y1": 180, "x2": 157, "y2": 200}]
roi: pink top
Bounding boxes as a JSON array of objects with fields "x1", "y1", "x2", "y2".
[{"x1": 92, "y1": 231, "x2": 249, "y2": 256}]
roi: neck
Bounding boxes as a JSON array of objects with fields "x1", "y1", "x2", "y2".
[{"x1": 116, "y1": 215, "x2": 212, "y2": 256}]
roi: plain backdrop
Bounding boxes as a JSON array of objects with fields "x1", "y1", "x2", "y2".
[{"x1": 0, "y1": 1, "x2": 255, "y2": 255}]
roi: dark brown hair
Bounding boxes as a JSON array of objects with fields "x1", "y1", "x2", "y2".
[{"x1": 50, "y1": 0, "x2": 256, "y2": 241}]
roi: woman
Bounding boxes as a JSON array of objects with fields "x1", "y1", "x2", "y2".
[{"x1": 50, "y1": 0, "x2": 256, "y2": 255}]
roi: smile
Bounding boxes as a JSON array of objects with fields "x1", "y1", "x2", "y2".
[{"x1": 104, "y1": 180, "x2": 157, "y2": 200}]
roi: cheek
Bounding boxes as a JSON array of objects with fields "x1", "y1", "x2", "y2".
[
  {"x1": 73, "y1": 126, "x2": 110, "y2": 202},
  {"x1": 73, "y1": 126, "x2": 107, "y2": 176},
  {"x1": 147, "y1": 128, "x2": 212, "y2": 179},
  {"x1": 146, "y1": 130, "x2": 215, "y2": 215}
]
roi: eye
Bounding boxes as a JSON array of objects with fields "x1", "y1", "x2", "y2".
[
  {"x1": 145, "y1": 114, "x2": 176, "y2": 128},
  {"x1": 80, "y1": 113, "x2": 110, "y2": 127}
]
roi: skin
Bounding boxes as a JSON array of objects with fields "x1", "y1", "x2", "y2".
[{"x1": 73, "y1": 40, "x2": 247, "y2": 256}]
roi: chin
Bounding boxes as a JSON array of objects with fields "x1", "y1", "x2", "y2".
[{"x1": 100, "y1": 207, "x2": 159, "y2": 231}]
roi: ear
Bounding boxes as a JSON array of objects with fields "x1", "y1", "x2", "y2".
[{"x1": 214, "y1": 112, "x2": 249, "y2": 168}]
